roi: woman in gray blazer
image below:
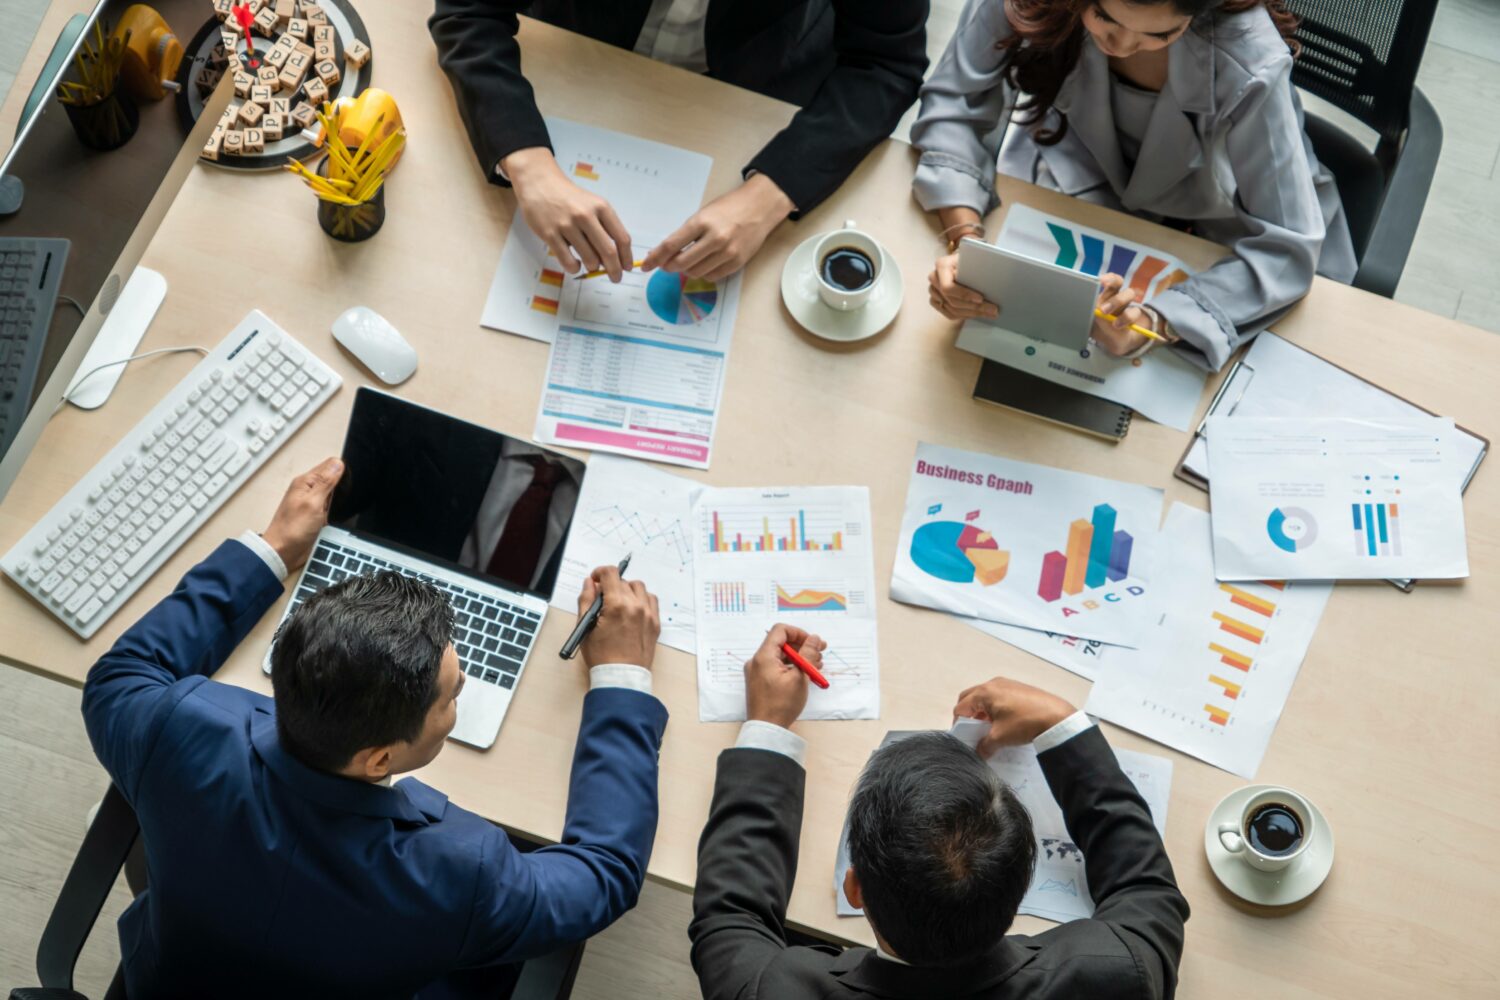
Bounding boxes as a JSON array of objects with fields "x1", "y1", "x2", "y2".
[{"x1": 913, "y1": 0, "x2": 1355, "y2": 370}]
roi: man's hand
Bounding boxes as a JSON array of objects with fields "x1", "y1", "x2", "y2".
[
  {"x1": 928, "y1": 252, "x2": 998, "y2": 322},
  {"x1": 1091, "y1": 273, "x2": 1154, "y2": 356},
  {"x1": 641, "y1": 174, "x2": 794, "y2": 282},
  {"x1": 260, "y1": 457, "x2": 344, "y2": 571},
  {"x1": 744, "y1": 624, "x2": 826, "y2": 729},
  {"x1": 952, "y1": 676, "x2": 1076, "y2": 757},
  {"x1": 504, "y1": 146, "x2": 634, "y2": 282},
  {"x1": 576, "y1": 565, "x2": 660, "y2": 669}
]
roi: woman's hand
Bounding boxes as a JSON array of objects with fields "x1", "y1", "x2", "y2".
[
  {"x1": 928, "y1": 252, "x2": 999, "y2": 322},
  {"x1": 1091, "y1": 273, "x2": 1154, "y2": 356}
]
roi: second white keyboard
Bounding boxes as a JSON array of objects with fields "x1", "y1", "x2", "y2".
[{"x1": 0, "y1": 310, "x2": 342, "y2": 639}]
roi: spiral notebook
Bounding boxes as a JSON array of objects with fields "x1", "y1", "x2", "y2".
[{"x1": 973, "y1": 360, "x2": 1133, "y2": 441}]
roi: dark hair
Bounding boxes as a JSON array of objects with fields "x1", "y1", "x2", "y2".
[
  {"x1": 271, "y1": 571, "x2": 454, "y2": 772},
  {"x1": 846, "y1": 733, "x2": 1036, "y2": 965},
  {"x1": 1000, "y1": 0, "x2": 1301, "y2": 145}
]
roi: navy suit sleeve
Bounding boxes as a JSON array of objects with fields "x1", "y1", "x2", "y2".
[
  {"x1": 745, "y1": 1, "x2": 929, "y2": 216},
  {"x1": 462, "y1": 687, "x2": 668, "y2": 962},
  {"x1": 81, "y1": 540, "x2": 284, "y2": 800}
]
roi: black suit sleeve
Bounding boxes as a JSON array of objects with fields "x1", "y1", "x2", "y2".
[
  {"x1": 1037, "y1": 727, "x2": 1190, "y2": 999},
  {"x1": 428, "y1": 0, "x2": 550, "y2": 184},
  {"x1": 689, "y1": 748, "x2": 806, "y2": 1000},
  {"x1": 745, "y1": 1, "x2": 929, "y2": 216}
]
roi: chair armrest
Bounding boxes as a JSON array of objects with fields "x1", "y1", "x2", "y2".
[
  {"x1": 1354, "y1": 86, "x2": 1442, "y2": 298},
  {"x1": 9, "y1": 990, "x2": 90, "y2": 999},
  {"x1": 510, "y1": 942, "x2": 585, "y2": 1000},
  {"x1": 33, "y1": 785, "x2": 139, "y2": 991}
]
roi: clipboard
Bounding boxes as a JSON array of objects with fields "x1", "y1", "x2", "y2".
[{"x1": 1174, "y1": 333, "x2": 1489, "y2": 591}]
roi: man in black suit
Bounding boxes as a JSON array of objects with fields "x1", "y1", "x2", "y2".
[
  {"x1": 691, "y1": 626, "x2": 1190, "y2": 999},
  {"x1": 429, "y1": 1, "x2": 928, "y2": 283}
]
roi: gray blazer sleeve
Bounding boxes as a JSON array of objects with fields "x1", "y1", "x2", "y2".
[
  {"x1": 1153, "y1": 57, "x2": 1325, "y2": 371},
  {"x1": 909, "y1": 0, "x2": 1016, "y2": 215}
]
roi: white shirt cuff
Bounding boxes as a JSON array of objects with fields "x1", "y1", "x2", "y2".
[
  {"x1": 588, "y1": 663, "x2": 653, "y2": 695},
  {"x1": 734, "y1": 720, "x2": 807, "y2": 767},
  {"x1": 1033, "y1": 710, "x2": 1095, "y2": 753},
  {"x1": 493, "y1": 160, "x2": 509, "y2": 182},
  {"x1": 236, "y1": 531, "x2": 287, "y2": 582}
]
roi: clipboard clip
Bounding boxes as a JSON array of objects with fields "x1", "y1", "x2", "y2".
[{"x1": 1194, "y1": 361, "x2": 1256, "y2": 441}]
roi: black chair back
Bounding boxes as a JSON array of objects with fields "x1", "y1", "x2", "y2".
[{"x1": 1283, "y1": 0, "x2": 1441, "y2": 148}]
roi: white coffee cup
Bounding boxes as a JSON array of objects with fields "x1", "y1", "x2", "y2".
[
  {"x1": 813, "y1": 220, "x2": 884, "y2": 312},
  {"x1": 1217, "y1": 787, "x2": 1315, "y2": 873}
]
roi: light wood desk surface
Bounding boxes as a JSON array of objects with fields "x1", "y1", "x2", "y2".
[{"x1": 3, "y1": 4, "x2": 1498, "y2": 996}]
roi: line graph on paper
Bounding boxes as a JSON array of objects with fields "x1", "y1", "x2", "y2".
[{"x1": 580, "y1": 503, "x2": 694, "y2": 569}]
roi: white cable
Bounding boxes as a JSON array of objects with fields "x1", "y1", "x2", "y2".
[{"x1": 56, "y1": 346, "x2": 209, "y2": 412}]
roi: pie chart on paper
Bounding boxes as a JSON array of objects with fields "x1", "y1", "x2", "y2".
[
  {"x1": 911, "y1": 521, "x2": 1011, "y2": 586},
  {"x1": 646, "y1": 271, "x2": 719, "y2": 325}
]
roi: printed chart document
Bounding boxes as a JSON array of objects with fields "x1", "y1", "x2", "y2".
[
  {"x1": 955, "y1": 204, "x2": 1210, "y2": 431},
  {"x1": 1086, "y1": 504, "x2": 1332, "y2": 778},
  {"x1": 482, "y1": 118, "x2": 713, "y2": 343},
  {"x1": 691, "y1": 486, "x2": 879, "y2": 722},
  {"x1": 891, "y1": 442, "x2": 1163, "y2": 648},
  {"x1": 1206, "y1": 416, "x2": 1469, "y2": 580},
  {"x1": 533, "y1": 246, "x2": 740, "y2": 469},
  {"x1": 551, "y1": 454, "x2": 701, "y2": 654},
  {"x1": 835, "y1": 720, "x2": 1172, "y2": 924}
]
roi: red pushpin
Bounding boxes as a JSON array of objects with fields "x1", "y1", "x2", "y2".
[{"x1": 232, "y1": 4, "x2": 258, "y2": 67}]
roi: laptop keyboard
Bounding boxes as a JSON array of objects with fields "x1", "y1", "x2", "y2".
[{"x1": 292, "y1": 538, "x2": 542, "y2": 689}]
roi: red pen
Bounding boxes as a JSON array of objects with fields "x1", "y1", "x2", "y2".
[{"x1": 781, "y1": 642, "x2": 830, "y2": 689}]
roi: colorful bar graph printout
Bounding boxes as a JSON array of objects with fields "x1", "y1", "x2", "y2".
[
  {"x1": 710, "y1": 582, "x2": 747, "y2": 614},
  {"x1": 1209, "y1": 674, "x2": 1243, "y2": 700},
  {"x1": 707, "y1": 510, "x2": 843, "y2": 552},
  {"x1": 1352, "y1": 502, "x2": 1402, "y2": 557},
  {"x1": 1213, "y1": 612, "x2": 1265, "y2": 645},
  {"x1": 1204, "y1": 704, "x2": 1231, "y2": 726},
  {"x1": 1209, "y1": 643, "x2": 1253, "y2": 672},
  {"x1": 1036, "y1": 504, "x2": 1136, "y2": 600},
  {"x1": 1218, "y1": 583, "x2": 1277, "y2": 618},
  {"x1": 1061, "y1": 520, "x2": 1094, "y2": 595}
]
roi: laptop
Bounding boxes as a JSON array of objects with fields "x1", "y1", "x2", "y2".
[{"x1": 262, "y1": 387, "x2": 587, "y2": 749}]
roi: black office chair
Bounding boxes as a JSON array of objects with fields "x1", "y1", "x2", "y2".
[
  {"x1": 8, "y1": 785, "x2": 584, "y2": 1000},
  {"x1": 1284, "y1": 0, "x2": 1442, "y2": 298}
]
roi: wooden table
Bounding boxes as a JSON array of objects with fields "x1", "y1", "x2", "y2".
[{"x1": 3, "y1": 5, "x2": 1497, "y2": 996}]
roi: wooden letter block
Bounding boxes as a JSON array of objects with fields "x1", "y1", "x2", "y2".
[
  {"x1": 222, "y1": 130, "x2": 244, "y2": 156},
  {"x1": 261, "y1": 115, "x2": 284, "y2": 141},
  {"x1": 233, "y1": 70, "x2": 254, "y2": 98},
  {"x1": 304, "y1": 3, "x2": 327, "y2": 23},
  {"x1": 213, "y1": 0, "x2": 235, "y2": 20},
  {"x1": 294, "y1": 41, "x2": 315, "y2": 59},
  {"x1": 256, "y1": 64, "x2": 280, "y2": 88},
  {"x1": 285, "y1": 17, "x2": 309, "y2": 40},
  {"x1": 311, "y1": 23, "x2": 334, "y2": 45},
  {"x1": 202, "y1": 131, "x2": 223, "y2": 161},
  {"x1": 302, "y1": 77, "x2": 328, "y2": 106},
  {"x1": 241, "y1": 128, "x2": 264, "y2": 153},
  {"x1": 290, "y1": 102, "x2": 317, "y2": 129},
  {"x1": 313, "y1": 41, "x2": 334, "y2": 62},
  {"x1": 249, "y1": 84, "x2": 272, "y2": 106},
  {"x1": 274, "y1": 0, "x2": 296, "y2": 26},
  {"x1": 271, "y1": 97, "x2": 291, "y2": 116},
  {"x1": 194, "y1": 66, "x2": 223, "y2": 98},
  {"x1": 237, "y1": 100, "x2": 264, "y2": 126},
  {"x1": 245, "y1": 0, "x2": 265, "y2": 13},
  {"x1": 253, "y1": 7, "x2": 279, "y2": 36},
  {"x1": 314, "y1": 60, "x2": 340, "y2": 88},
  {"x1": 266, "y1": 45, "x2": 289, "y2": 68},
  {"x1": 344, "y1": 39, "x2": 370, "y2": 69},
  {"x1": 277, "y1": 65, "x2": 306, "y2": 94}
]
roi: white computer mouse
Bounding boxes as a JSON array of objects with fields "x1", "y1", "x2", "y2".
[{"x1": 330, "y1": 306, "x2": 418, "y2": 385}]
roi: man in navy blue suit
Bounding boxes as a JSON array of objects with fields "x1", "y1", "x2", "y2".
[{"x1": 81, "y1": 457, "x2": 669, "y2": 999}]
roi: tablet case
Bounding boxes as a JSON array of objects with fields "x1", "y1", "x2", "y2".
[{"x1": 973, "y1": 360, "x2": 1133, "y2": 442}]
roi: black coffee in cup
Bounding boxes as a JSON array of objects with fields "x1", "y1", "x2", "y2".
[
  {"x1": 1247, "y1": 802, "x2": 1304, "y2": 856},
  {"x1": 820, "y1": 246, "x2": 876, "y2": 292}
]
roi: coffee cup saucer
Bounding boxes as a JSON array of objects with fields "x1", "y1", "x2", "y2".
[
  {"x1": 780, "y1": 233, "x2": 903, "y2": 342},
  {"x1": 1204, "y1": 784, "x2": 1335, "y2": 907}
]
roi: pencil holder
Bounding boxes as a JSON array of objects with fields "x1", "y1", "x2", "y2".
[
  {"x1": 315, "y1": 155, "x2": 386, "y2": 243},
  {"x1": 62, "y1": 83, "x2": 139, "y2": 151}
]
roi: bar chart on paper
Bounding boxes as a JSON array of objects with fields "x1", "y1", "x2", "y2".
[
  {"x1": 693, "y1": 486, "x2": 880, "y2": 721},
  {"x1": 1085, "y1": 504, "x2": 1332, "y2": 777}
]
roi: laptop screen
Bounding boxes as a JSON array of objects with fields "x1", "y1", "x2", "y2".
[{"x1": 328, "y1": 388, "x2": 586, "y2": 598}]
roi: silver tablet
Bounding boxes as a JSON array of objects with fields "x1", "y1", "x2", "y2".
[{"x1": 954, "y1": 237, "x2": 1098, "y2": 351}]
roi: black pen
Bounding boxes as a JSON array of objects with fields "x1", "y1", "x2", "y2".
[{"x1": 559, "y1": 553, "x2": 632, "y2": 660}]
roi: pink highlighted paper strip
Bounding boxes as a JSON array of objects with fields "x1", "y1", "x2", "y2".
[{"x1": 554, "y1": 422, "x2": 709, "y2": 465}]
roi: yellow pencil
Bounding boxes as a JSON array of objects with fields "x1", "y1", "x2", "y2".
[
  {"x1": 581, "y1": 260, "x2": 647, "y2": 279},
  {"x1": 1094, "y1": 309, "x2": 1166, "y2": 342}
]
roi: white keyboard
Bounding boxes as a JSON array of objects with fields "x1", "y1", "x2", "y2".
[{"x1": 0, "y1": 310, "x2": 342, "y2": 638}]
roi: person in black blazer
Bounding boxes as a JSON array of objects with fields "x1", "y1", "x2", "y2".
[
  {"x1": 429, "y1": 1, "x2": 928, "y2": 283},
  {"x1": 690, "y1": 628, "x2": 1190, "y2": 1000}
]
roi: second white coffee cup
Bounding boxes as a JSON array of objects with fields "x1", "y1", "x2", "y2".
[
  {"x1": 1217, "y1": 787, "x2": 1315, "y2": 873},
  {"x1": 813, "y1": 220, "x2": 884, "y2": 312}
]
